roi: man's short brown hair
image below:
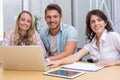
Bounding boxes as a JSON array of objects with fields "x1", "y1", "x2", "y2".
[{"x1": 45, "y1": 4, "x2": 62, "y2": 15}]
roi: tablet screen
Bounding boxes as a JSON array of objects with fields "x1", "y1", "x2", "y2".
[{"x1": 44, "y1": 69, "x2": 85, "y2": 78}]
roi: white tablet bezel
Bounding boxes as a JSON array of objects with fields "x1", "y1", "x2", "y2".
[{"x1": 44, "y1": 68, "x2": 85, "y2": 79}]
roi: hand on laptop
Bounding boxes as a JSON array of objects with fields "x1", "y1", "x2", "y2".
[{"x1": 46, "y1": 60, "x2": 61, "y2": 68}]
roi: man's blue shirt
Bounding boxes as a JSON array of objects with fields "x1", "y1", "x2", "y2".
[{"x1": 40, "y1": 23, "x2": 78, "y2": 56}]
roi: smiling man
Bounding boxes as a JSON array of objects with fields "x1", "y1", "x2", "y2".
[{"x1": 40, "y1": 4, "x2": 78, "y2": 61}]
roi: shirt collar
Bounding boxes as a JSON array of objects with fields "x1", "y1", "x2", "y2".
[
  {"x1": 46, "y1": 27, "x2": 50, "y2": 36},
  {"x1": 91, "y1": 29, "x2": 108, "y2": 46},
  {"x1": 60, "y1": 23, "x2": 63, "y2": 32},
  {"x1": 99, "y1": 29, "x2": 108, "y2": 41}
]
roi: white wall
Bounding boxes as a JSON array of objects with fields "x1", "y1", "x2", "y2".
[
  {"x1": 54, "y1": 0, "x2": 72, "y2": 24},
  {"x1": 73, "y1": 0, "x2": 90, "y2": 48},
  {"x1": 0, "y1": 0, "x2": 3, "y2": 41},
  {"x1": 3, "y1": 0, "x2": 22, "y2": 33}
]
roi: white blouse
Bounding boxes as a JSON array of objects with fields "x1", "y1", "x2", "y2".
[{"x1": 84, "y1": 29, "x2": 120, "y2": 62}]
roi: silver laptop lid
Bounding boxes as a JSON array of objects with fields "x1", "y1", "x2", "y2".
[{"x1": 0, "y1": 46, "x2": 48, "y2": 71}]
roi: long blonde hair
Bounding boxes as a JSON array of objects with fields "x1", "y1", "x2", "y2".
[{"x1": 13, "y1": 11, "x2": 35, "y2": 45}]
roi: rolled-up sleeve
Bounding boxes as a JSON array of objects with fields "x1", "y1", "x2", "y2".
[{"x1": 66, "y1": 26, "x2": 78, "y2": 42}]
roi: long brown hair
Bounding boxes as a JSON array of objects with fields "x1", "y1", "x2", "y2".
[{"x1": 86, "y1": 9, "x2": 113, "y2": 42}]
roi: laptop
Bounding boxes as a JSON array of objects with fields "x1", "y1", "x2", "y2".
[{"x1": 0, "y1": 46, "x2": 48, "y2": 71}]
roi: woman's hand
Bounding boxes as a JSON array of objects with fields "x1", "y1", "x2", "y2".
[{"x1": 96, "y1": 60, "x2": 118, "y2": 67}]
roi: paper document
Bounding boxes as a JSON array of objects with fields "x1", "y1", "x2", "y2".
[{"x1": 61, "y1": 62, "x2": 104, "y2": 72}]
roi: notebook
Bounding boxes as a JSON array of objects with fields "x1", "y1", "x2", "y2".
[
  {"x1": 0, "y1": 46, "x2": 48, "y2": 71},
  {"x1": 61, "y1": 62, "x2": 104, "y2": 72}
]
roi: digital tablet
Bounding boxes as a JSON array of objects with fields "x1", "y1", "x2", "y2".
[{"x1": 44, "y1": 68, "x2": 85, "y2": 79}]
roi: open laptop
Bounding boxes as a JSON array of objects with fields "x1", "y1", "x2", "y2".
[{"x1": 0, "y1": 46, "x2": 48, "y2": 71}]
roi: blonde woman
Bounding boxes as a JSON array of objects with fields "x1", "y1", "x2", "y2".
[
  {"x1": 2, "y1": 11, "x2": 46, "y2": 56},
  {"x1": 3, "y1": 11, "x2": 38, "y2": 45}
]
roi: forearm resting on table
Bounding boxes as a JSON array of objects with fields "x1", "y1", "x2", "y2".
[
  {"x1": 49, "y1": 51, "x2": 73, "y2": 61},
  {"x1": 58, "y1": 48, "x2": 88, "y2": 65}
]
